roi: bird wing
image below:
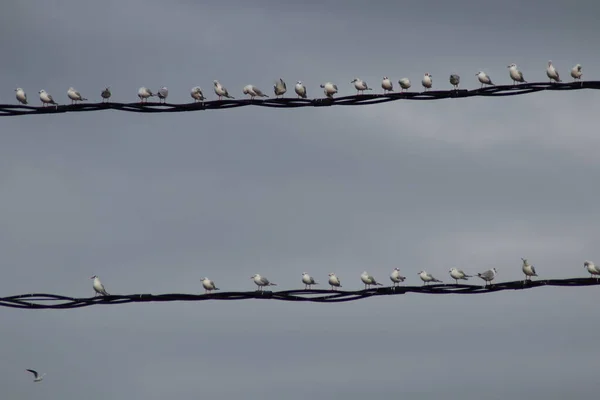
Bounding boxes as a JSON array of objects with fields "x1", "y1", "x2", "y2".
[{"x1": 26, "y1": 369, "x2": 38, "y2": 378}]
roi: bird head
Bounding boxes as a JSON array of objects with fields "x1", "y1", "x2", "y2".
[
  {"x1": 90, "y1": 275, "x2": 97, "y2": 279},
  {"x1": 328, "y1": 272, "x2": 335, "y2": 277}
]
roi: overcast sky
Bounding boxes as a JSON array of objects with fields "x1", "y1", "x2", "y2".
[{"x1": 1, "y1": 0, "x2": 600, "y2": 399}]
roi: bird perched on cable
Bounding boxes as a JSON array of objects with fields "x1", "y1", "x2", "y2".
[
  {"x1": 243, "y1": 84, "x2": 269, "y2": 100},
  {"x1": 421, "y1": 73, "x2": 433, "y2": 91},
  {"x1": 390, "y1": 268, "x2": 406, "y2": 287},
  {"x1": 273, "y1": 78, "x2": 287, "y2": 98},
  {"x1": 15, "y1": 88, "x2": 28, "y2": 104},
  {"x1": 301, "y1": 272, "x2": 318, "y2": 289},
  {"x1": 157, "y1": 86, "x2": 169, "y2": 103},
  {"x1": 507, "y1": 64, "x2": 526, "y2": 85},
  {"x1": 476, "y1": 71, "x2": 494, "y2": 88},
  {"x1": 570, "y1": 64, "x2": 583, "y2": 82},
  {"x1": 213, "y1": 80, "x2": 234, "y2": 100},
  {"x1": 449, "y1": 268, "x2": 471, "y2": 284},
  {"x1": 381, "y1": 77, "x2": 394, "y2": 94},
  {"x1": 360, "y1": 271, "x2": 383, "y2": 290},
  {"x1": 521, "y1": 258, "x2": 538, "y2": 281},
  {"x1": 251, "y1": 274, "x2": 276, "y2": 291},
  {"x1": 351, "y1": 78, "x2": 372, "y2": 95},
  {"x1": 418, "y1": 270, "x2": 442, "y2": 285},
  {"x1": 320, "y1": 82, "x2": 338, "y2": 98},
  {"x1": 67, "y1": 87, "x2": 87, "y2": 104},
  {"x1": 449, "y1": 74, "x2": 460, "y2": 90},
  {"x1": 398, "y1": 78, "x2": 411, "y2": 92},
  {"x1": 101, "y1": 87, "x2": 111, "y2": 103},
  {"x1": 38, "y1": 89, "x2": 57, "y2": 106},
  {"x1": 583, "y1": 261, "x2": 599, "y2": 279},
  {"x1": 25, "y1": 369, "x2": 46, "y2": 383},
  {"x1": 477, "y1": 268, "x2": 497, "y2": 286},
  {"x1": 201, "y1": 277, "x2": 219, "y2": 294},
  {"x1": 546, "y1": 61, "x2": 561, "y2": 83},
  {"x1": 90, "y1": 275, "x2": 110, "y2": 296},
  {"x1": 137, "y1": 87, "x2": 155, "y2": 103},
  {"x1": 190, "y1": 86, "x2": 205, "y2": 102},
  {"x1": 294, "y1": 81, "x2": 307, "y2": 99},
  {"x1": 328, "y1": 273, "x2": 341, "y2": 291}
]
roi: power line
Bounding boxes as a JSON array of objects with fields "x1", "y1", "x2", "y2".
[
  {"x1": 1, "y1": 277, "x2": 598, "y2": 309},
  {"x1": 1, "y1": 81, "x2": 596, "y2": 117}
]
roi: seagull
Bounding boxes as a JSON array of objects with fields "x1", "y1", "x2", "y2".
[
  {"x1": 477, "y1": 268, "x2": 497, "y2": 286},
  {"x1": 418, "y1": 270, "x2": 442, "y2": 285},
  {"x1": 570, "y1": 64, "x2": 583, "y2": 82},
  {"x1": 251, "y1": 274, "x2": 276, "y2": 291},
  {"x1": 157, "y1": 86, "x2": 169, "y2": 103},
  {"x1": 15, "y1": 88, "x2": 27, "y2": 104},
  {"x1": 351, "y1": 78, "x2": 372, "y2": 95},
  {"x1": 421, "y1": 73, "x2": 432, "y2": 91},
  {"x1": 381, "y1": 77, "x2": 394, "y2": 94},
  {"x1": 360, "y1": 271, "x2": 383, "y2": 290},
  {"x1": 328, "y1": 273, "x2": 341, "y2": 290},
  {"x1": 449, "y1": 268, "x2": 471, "y2": 284},
  {"x1": 67, "y1": 87, "x2": 87, "y2": 104},
  {"x1": 507, "y1": 64, "x2": 526, "y2": 85},
  {"x1": 190, "y1": 86, "x2": 205, "y2": 102},
  {"x1": 25, "y1": 369, "x2": 46, "y2": 382},
  {"x1": 294, "y1": 81, "x2": 307, "y2": 99},
  {"x1": 584, "y1": 261, "x2": 600, "y2": 279},
  {"x1": 301, "y1": 272, "x2": 318, "y2": 289},
  {"x1": 243, "y1": 84, "x2": 269, "y2": 99},
  {"x1": 201, "y1": 277, "x2": 219, "y2": 294},
  {"x1": 273, "y1": 78, "x2": 287, "y2": 98},
  {"x1": 390, "y1": 268, "x2": 406, "y2": 287},
  {"x1": 101, "y1": 87, "x2": 111, "y2": 103},
  {"x1": 213, "y1": 80, "x2": 234, "y2": 100},
  {"x1": 38, "y1": 89, "x2": 57, "y2": 106},
  {"x1": 476, "y1": 71, "x2": 494, "y2": 88},
  {"x1": 398, "y1": 78, "x2": 411, "y2": 92},
  {"x1": 449, "y1": 74, "x2": 460, "y2": 90},
  {"x1": 137, "y1": 87, "x2": 155, "y2": 103},
  {"x1": 90, "y1": 275, "x2": 110, "y2": 296},
  {"x1": 320, "y1": 82, "x2": 338, "y2": 98},
  {"x1": 546, "y1": 61, "x2": 561, "y2": 83},
  {"x1": 521, "y1": 258, "x2": 538, "y2": 281}
]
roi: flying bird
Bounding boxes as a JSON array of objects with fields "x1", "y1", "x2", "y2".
[
  {"x1": 38, "y1": 89, "x2": 57, "y2": 106},
  {"x1": 101, "y1": 87, "x2": 111, "y2": 102},
  {"x1": 476, "y1": 71, "x2": 494, "y2": 88},
  {"x1": 201, "y1": 277, "x2": 219, "y2": 294},
  {"x1": 449, "y1": 268, "x2": 471, "y2": 284},
  {"x1": 421, "y1": 73, "x2": 433, "y2": 91},
  {"x1": 190, "y1": 86, "x2": 205, "y2": 102},
  {"x1": 251, "y1": 274, "x2": 276, "y2": 291},
  {"x1": 301, "y1": 272, "x2": 318, "y2": 289},
  {"x1": 25, "y1": 369, "x2": 46, "y2": 383},
  {"x1": 521, "y1": 258, "x2": 538, "y2": 281},
  {"x1": 294, "y1": 81, "x2": 307, "y2": 99},
  {"x1": 546, "y1": 61, "x2": 561, "y2": 83},
  {"x1": 360, "y1": 271, "x2": 383, "y2": 290},
  {"x1": 390, "y1": 268, "x2": 406, "y2": 287},
  {"x1": 381, "y1": 77, "x2": 394, "y2": 94},
  {"x1": 351, "y1": 78, "x2": 372, "y2": 95},
  {"x1": 90, "y1": 275, "x2": 110, "y2": 296},
  {"x1": 328, "y1": 273, "x2": 341, "y2": 290},
  {"x1": 67, "y1": 87, "x2": 87, "y2": 104},
  {"x1": 507, "y1": 64, "x2": 526, "y2": 85},
  {"x1": 273, "y1": 78, "x2": 287, "y2": 98},
  {"x1": 418, "y1": 270, "x2": 442, "y2": 285},
  {"x1": 243, "y1": 84, "x2": 269, "y2": 99},
  {"x1": 15, "y1": 88, "x2": 27, "y2": 104},
  {"x1": 213, "y1": 80, "x2": 234, "y2": 100}
]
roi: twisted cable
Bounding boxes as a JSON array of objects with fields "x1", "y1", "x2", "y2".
[{"x1": 1, "y1": 81, "x2": 595, "y2": 117}]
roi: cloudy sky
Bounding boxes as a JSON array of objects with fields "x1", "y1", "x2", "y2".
[{"x1": 1, "y1": 0, "x2": 600, "y2": 399}]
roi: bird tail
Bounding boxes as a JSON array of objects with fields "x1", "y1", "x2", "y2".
[
  {"x1": 260, "y1": 94, "x2": 268, "y2": 97},
  {"x1": 464, "y1": 274, "x2": 472, "y2": 278},
  {"x1": 225, "y1": 94, "x2": 235, "y2": 99},
  {"x1": 366, "y1": 87, "x2": 373, "y2": 90},
  {"x1": 214, "y1": 287, "x2": 220, "y2": 291},
  {"x1": 102, "y1": 290, "x2": 110, "y2": 296},
  {"x1": 23, "y1": 100, "x2": 28, "y2": 104},
  {"x1": 434, "y1": 279, "x2": 442, "y2": 283},
  {"x1": 269, "y1": 282, "x2": 277, "y2": 286},
  {"x1": 81, "y1": 97, "x2": 88, "y2": 101},
  {"x1": 375, "y1": 282, "x2": 383, "y2": 286}
]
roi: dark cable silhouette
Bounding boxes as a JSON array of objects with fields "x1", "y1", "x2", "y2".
[
  {"x1": 1, "y1": 277, "x2": 598, "y2": 309},
  {"x1": 0, "y1": 81, "x2": 595, "y2": 117}
]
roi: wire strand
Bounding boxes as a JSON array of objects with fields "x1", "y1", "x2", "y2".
[
  {"x1": 1, "y1": 277, "x2": 598, "y2": 309},
  {"x1": 1, "y1": 81, "x2": 595, "y2": 117}
]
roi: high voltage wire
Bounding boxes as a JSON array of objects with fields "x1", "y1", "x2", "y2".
[
  {"x1": 0, "y1": 81, "x2": 596, "y2": 117},
  {"x1": 1, "y1": 277, "x2": 598, "y2": 309}
]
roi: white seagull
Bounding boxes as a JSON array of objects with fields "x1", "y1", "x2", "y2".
[
  {"x1": 320, "y1": 82, "x2": 338, "y2": 98},
  {"x1": 157, "y1": 86, "x2": 169, "y2": 103},
  {"x1": 418, "y1": 270, "x2": 442, "y2": 285},
  {"x1": 301, "y1": 272, "x2": 318, "y2": 289},
  {"x1": 251, "y1": 274, "x2": 276, "y2": 291},
  {"x1": 273, "y1": 78, "x2": 287, "y2": 98},
  {"x1": 90, "y1": 275, "x2": 110, "y2": 296},
  {"x1": 328, "y1": 273, "x2": 342, "y2": 290},
  {"x1": 398, "y1": 78, "x2": 411, "y2": 92},
  {"x1": 477, "y1": 268, "x2": 497, "y2": 286},
  {"x1": 521, "y1": 258, "x2": 538, "y2": 281},
  {"x1": 351, "y1": 77, "x2": 372, "y2": 95},
  {"x1": 294, "y1": 81, "x2": 307, "y2": 99},
  {"x1": 507, "y1": 64, "x2": 526, "y2": 85},
  {"x1": 449, "y1": 268, "x2": 471, "y2": 284},
  {"x1": 25, "y1": 369, "x2": 46, "y2": 382},
  {"x1": 381, "y1": 76, "x2": 394, "y2": 94},
  {"x1": 38, "y1": 89, "x2": 57, "y2": 106},
  {"x1": 390, "y1": 268, "x2": 406, "y2": 287},
  {"x1": 137, "y1": 87, "x2": 155, "y2": 103},
  {"x1": 476, "y1": 71, "x2": 494, "y2": 88},
  {"x1": 360, "y1": 271, "x2": 383, "y2": 290},
  {"x1": 570, "y1": 64, "x2": 583, "y2": 82},
  {"x1": 449, "y1": 74, "x2": 460, "y2": 90},
  {"x1": 67, "y1": 87, "x2": 87, "y2": 104},
  {"x1": 243, "y1": 84, "x2": 269, "y2": 99},
  {"x1": 213, "y1": 80, "x2": 234, "y2": 100},
  {"x1": 15, "y1": 88, "x2": 28, "y2": 104},
  {"x1": 101, "y1": 87, "x2": 111, "y2": 102},
  {"x1": 546, "y1": 61, "x2": 561, "y2": 83},
  {"x1": 421, "y1": 73, "x2": 433, "y2": 91},
  {"x1": 584, "y1": 261, "x2": 600, "y2": 279},
  {"x1": 201, "y1": 277, "x2": 219, "y2": 294},
  {"x1": 190, "y1": 86, "x2": 205, "y2": 102}
]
